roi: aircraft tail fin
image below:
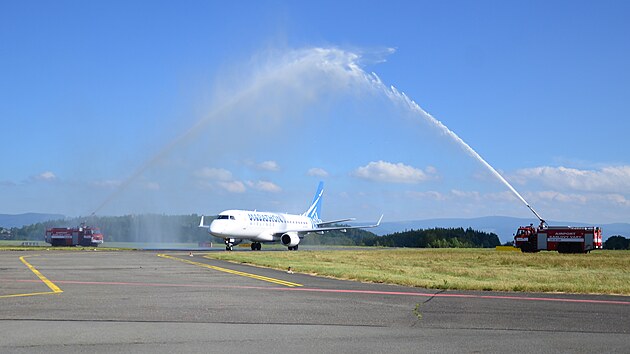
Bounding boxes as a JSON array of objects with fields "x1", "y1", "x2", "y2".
[
  {"x1": 198, "y1": 215, "x2": 210, "y2": 229},
  {"x1": 303, "y1": 181, "x2": 324, "y2": 221}
]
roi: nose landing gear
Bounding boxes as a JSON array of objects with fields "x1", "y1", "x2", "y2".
[{"x1": 224, "y1": 238, "x2": 234, "y2": 251}]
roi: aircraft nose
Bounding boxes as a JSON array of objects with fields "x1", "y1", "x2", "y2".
[{"x1": 209, "y1": 221, "x2": 223, "y2": 236}]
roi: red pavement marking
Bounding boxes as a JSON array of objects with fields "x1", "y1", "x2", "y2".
[
  {"x1": 281, "y1": 287, "x2": 630, "y2": 305},
  {"x1": 3, "y1": 278, "x2": 629, "y2": 306}
]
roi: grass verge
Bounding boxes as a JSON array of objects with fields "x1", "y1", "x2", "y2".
[{"x1": 206, "y1": 248, "x2": 630, "y2": 295}]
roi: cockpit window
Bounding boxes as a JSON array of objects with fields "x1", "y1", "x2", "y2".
[{"x1": 217, "y1": 215, "x2": 235, "y2": 220}]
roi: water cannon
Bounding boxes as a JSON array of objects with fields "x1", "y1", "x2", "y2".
[{"x1": 526, "y1": 204, "x2": 547, "y2": 227}]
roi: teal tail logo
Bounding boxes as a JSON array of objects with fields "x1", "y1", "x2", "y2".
[{"x1": 303, "y1": 182, "x2": 324, "y2": 221}]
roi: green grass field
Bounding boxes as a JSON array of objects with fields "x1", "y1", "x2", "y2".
[{"x1": 206, "y1": 248, "x2": 630, "y2": 295}]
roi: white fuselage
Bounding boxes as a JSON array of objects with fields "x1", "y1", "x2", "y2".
[{"x1": 209, "y1": 209, "x2": 317, "y2": 242}]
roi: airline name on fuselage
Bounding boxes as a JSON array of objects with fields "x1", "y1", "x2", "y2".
[{"x1": 247, "y1": 212, "x2": 287, "y2": 223}]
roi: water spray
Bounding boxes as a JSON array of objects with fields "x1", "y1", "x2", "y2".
[
  {"x1": 90, "y1": 47, "x2": 546, "y2": 225},
  {"x1": 89, "y1": 47, "x2": 372, "y2": 215},
  {"x1": 380, "y1": 84, "x2": 546, "y2": 224},
  {"x1": 363, "y1": 71, "x2": 546, "y2": 224},
  {"x1": 90, "y1": 80, "x2": 255, "y2": 215}
]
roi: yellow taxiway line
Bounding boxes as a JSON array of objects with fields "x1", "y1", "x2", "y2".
[
  {"x1": 158, "y1": 254, "x2": 303, "y2": 287},
  {"x1": 0, "y1": 255, "x2": 63, "y2": 299}
]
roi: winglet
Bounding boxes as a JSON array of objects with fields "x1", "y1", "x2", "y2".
[{"x1": 376, "y1": 214, "x2": 383, "y2": 227}]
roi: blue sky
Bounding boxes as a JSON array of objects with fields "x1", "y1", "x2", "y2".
[{"x1": 1, "y1": 1, "x2": 629, "y2": 224}]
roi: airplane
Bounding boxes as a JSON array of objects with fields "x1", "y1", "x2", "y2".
[{"x1": 199, "y1": 181, "x2": 382, "y2": 251}]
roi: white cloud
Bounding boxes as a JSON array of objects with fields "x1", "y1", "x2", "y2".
[
  {"x1": 353, "y1": 161, "x2": 435, "y2": 184},
  {"x1": 405, "y1": 190, "x2": 447, "y2": 201},
  {"x1": 425, "y1": 165, "x2": 437, "y2": 174},
  {"x1": 450, "y1": 189, "x2": 481, "y2": 200},
  {"x1": 307, "y1": 167, "x2": 329, "y2": 178},
  {"x1": 528, "y1": 190, "x2": 630, "y2": 207},
  {"x1": 512, "y1": 165, "x2": 630, "y2": 193},
  {"x1": 406, "y1": 189, "x2": 517, "y2": 203},
  {"x1": 196, "y1": 167, "x2": 233, "y2": 181},
  {"x1": 218, "y1": 181, "x2": 246, "y2": 193},
  {"x1": 243, "y1": 160, "x2": 280, "y2": 171},
  {"x1": 603, "y1": 193, "x2": 630, "y2": 206},
  {"x1": 195, "y1": 167, "x2": 281, "y2": 193},
  {"x1": 529, "y1": 190, "x2": 588, "y2": 204},
  {"x1": 35, "y1": 171, "x2": 56, "y2": 181},
  {"x1": 196, "y1": 167, "x2": 241, "y2": 191},
  {"x1": 248, "y1": 180, "x2": 282, "y2": 193},
  {"x1": 257, "y1": 161, "x2": 279, "y2": 171}
]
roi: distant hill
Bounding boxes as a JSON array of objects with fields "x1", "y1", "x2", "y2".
[
  {"x1": 375, "y1": 216, "x2": 630, "y2": 243},
  {"x1": 0, "y1": 213, "x2": 65, "y2": 228}
]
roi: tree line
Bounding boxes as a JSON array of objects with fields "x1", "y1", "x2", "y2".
[
  {"x1": 362, "y1": 227, "x2": 500, "y2": 248},
  {"x1": 27, "y1": 214, "x2": 630, "y2": 250},
  {"x1": 283, "y1": 226, "x2": 500, "y2": 248},
  {"x1": 604, "y1": 235, "x2": 630, "y2": 250}
]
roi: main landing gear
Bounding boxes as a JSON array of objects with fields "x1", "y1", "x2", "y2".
[
  {"x1": 287, "y1": 245, "x2": 299, "y2": 251},
  {"x1": 223, "y1": 239, "x2": 262, "y2": 251}
]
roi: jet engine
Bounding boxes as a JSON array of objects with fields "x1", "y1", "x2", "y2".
[{"x1": 281, "y1": 232, "x2": 300, "y2": 247}]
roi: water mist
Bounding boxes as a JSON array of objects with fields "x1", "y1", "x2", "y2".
[{"x1": 91, "y1": 47, "x2": 543, "y2": 223}]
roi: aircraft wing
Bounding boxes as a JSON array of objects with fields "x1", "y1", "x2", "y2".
[
  {"x1": 317, "y1": 218, "x2": 355, "y2": 226},
  {"x1": 276, "y1": 215, "x2": 383, "y2": 237}
]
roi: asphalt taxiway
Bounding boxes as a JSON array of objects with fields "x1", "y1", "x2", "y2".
[{"x1": 1, "y1": 250, "x2": 628, "y2": 353}]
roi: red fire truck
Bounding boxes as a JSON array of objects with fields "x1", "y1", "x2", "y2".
[
  {"x1": 514, "y1": 224, "x2": 602, "y2": 253},
  {"x1": 45, "y1": 223, "x2": 104, "y2": 247}
]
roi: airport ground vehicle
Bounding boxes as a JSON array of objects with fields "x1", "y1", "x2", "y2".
[
  {"x1": 514, "y1": 224, "x2": 602, "y2": 253},
  {"x1": 45, "y1": 223, "x2": 104, "y2": 247}
]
